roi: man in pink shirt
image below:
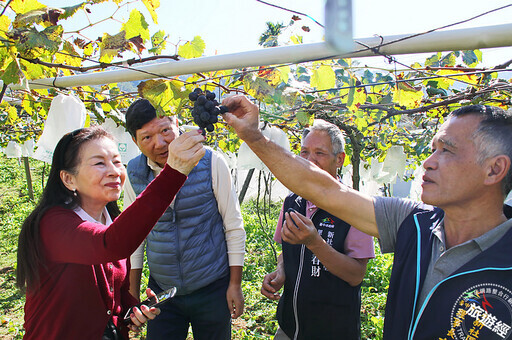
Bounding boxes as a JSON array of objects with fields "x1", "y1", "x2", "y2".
[{"x1": 261, "y1": 119, "x2": 374, "y2": 340}]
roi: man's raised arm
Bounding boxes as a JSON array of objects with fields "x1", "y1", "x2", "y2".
[{"x1": 222, "y1": 94, "x2": 379, "y2": 237}]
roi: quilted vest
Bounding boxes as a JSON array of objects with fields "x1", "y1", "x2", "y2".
[{"x1": 126, "y1": 149, "x2": 229, "y2": 295}]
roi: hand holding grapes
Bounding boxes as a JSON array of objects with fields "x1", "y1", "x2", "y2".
[{"x1": 189, "y1": 88, "x2": 229, "y2": 134}]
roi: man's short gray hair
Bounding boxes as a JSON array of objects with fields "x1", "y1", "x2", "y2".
[
  {"x1": 450, "y1": 105, "x2": 512, "y2": 196},
  {"x1": 302, "y1": 119, "x2": 346, "y2": 155}
]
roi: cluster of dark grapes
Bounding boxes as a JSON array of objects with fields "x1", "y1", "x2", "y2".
[{"x1": 189, "y1": 88, "x2": 229, "y2": 134}]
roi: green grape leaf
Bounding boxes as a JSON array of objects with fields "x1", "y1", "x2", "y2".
[
  {"x1": 60, "y1": 2, "x2": 87, "y2": 20},
  {"x1": 149, "y1": 30, "x2": 167, "y2": 55},
  {"x1": 440, "y1": 52, "x2": 457, "y2": 67},
  {"x1": 178, "y1": 36, "x2": 205, "y2": 59},
  {"x1": 13, "y1": 25, "x2": 63, "y2": 58},
  {"x1": 122, "y1": 9, "x2": 149, "y2": 42},
  {"x1": 462, "y1": 50, "x2": 481, "y2": 67},
  {"x1": 425, "y1": 52, "x2": 441, "y2": 67},
  {"x1": 310, "y1": 63, "x2": 335, "y2": 91},
  {"x1": 10, "y1": 0, "x2": 46, "y2": 14},
  {"x1": 142, "y1": 0, "x2": 160, "y2": 24},
  {"x1": 1, "y1": 59, "x2": 23, "y2": 86},
  {"x1": 296, "y1": 110, "x2": 313, "y2": 126}
]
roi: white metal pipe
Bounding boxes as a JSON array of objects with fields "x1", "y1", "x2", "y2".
[{"x1": 25, "y1": 23, "x2": 512, "y2": 90}]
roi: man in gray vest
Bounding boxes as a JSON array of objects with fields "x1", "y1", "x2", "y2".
[{"x1": 123, "y1": 98, "x2": 246, "y2": 340}]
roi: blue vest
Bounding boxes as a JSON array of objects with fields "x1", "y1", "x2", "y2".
[
  {"x1": 278, "y1": 194, "x2": 361, "y2": 340},
  {"x1": 383, "y1": 205, "x2": 512, "y2": 340},
  {"x1": 127, "y1": 149, "x2": 229, "y2": 295}
]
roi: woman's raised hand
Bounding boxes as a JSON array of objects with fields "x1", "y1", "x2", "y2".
[{"x1": 166, "y1": 130, "x2": 206, "y2": 175}]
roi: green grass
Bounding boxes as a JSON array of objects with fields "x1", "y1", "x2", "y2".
[
  {"x1": 0, "y1": 156, "x2": 46, "y2": 339},
  {"x1": 0, "y1": 155, "x2": 392, "y2": 339}
]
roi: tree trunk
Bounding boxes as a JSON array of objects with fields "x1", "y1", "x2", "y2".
[
  {"x1": 238, "y1": 168, "x2": 255, "y2": 205},
  {"x1": 22, "y1": 157, "x2": 34, "y2": 200}
]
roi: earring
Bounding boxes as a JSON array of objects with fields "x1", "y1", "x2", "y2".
[{"x1": 73, "y1": 189, "x2": 77, "y2": 197}]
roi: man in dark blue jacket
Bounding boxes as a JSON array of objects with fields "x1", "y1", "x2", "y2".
[{"x1": 223, "y1": 96, "x2": 512, "y2": 340}]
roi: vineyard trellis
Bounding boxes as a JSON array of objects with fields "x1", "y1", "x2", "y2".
[{"x1": 0, "y1": 0, "x2": 511, "y2": 197}]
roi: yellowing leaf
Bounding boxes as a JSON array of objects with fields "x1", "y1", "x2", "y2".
[
  {"x1": 101, "y1": 102, "x2": 113, "y2": 113},
  {"x1": 178, "y1": 36, "x2": 205, "y2": 59},
  {"x1": 99, "y1": 31, "x2": 127, "y2": 63},
  {"x1": 138, "y1": 79, "x2": 185, "y2": 116},
  {"x1": 435, "y1": 69, "x2": 456, "y2": 89},
  {"x1": 243, "y1": 73, "x2": 275, "y2": 101},
  {"x1": 343, "y1": 154, "x2": 351, "y2": 167},
  {"x1": 142, "y1": 0, "x2": 160, "y2": 24},
  {"x1": 348, "y1": 88, "x2": 366, "y2": 112},
  {"x1": 83, "y1": 42, "x2": 94, "y2": 56},
  {"x1": 55, "y1": 41, "x2": 82, "y2": 68},
  {"x1": 256, "y1": 67, "x2": 282, "y2": 86},
  {"x1": 455, "y1": 73, "x2": 479, "y2": 85},
  {"x1": 20, "y1": 58, "x2": 43, "y2": 79},
  {"x1": 437, "y1": 69, "x2": 479, "y2": 87},
  {"x1": 122, "y1": 9, "x2": 149, "y2": 42},
  {"x1": 22, "y1": 94, "x2": 33, "y2": 116},
  {"x1": 346, "y1": 78, "x2": 366, "y2": 112},
  {"x1": 311, "y1": 64, "x2": 335, "y2": 91},
  {"x1": 354, "y1": 116, "x2": 368, "y2": 130},
  {"x1": 1, "y1": 102, "x2": 19, "y2": 124},
  {"x1": 10, "y1": 0, "x2": 45, "y2": 14},
  {"x1": 0, "y1": 16, "x2": 10, "y2": 39},
  {"x1": 277, "y1": 65, "x2": 290, "y2": 84},
  {"x1": 393, "y1": 88, "x2": 423, "y2": 108},
  {"x1": 290, "y1": 35, "x2": 303, "y2": 45}
]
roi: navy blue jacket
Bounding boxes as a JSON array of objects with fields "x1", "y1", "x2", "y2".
[{"x1": 383, "y1": 205, "x2": 512, "y2": 340}]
